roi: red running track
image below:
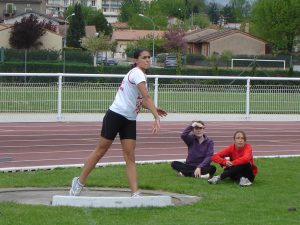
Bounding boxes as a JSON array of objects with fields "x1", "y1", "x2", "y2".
[{"x1": 1, "y1": 121, "x2": 300, "y2": 170}]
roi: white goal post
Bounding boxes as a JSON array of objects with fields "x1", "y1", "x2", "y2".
[{"x1": 231, "y1": 58, "x2": 286, "y2": 70}]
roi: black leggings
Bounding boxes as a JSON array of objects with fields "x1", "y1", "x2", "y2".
[
  {"x1": 171, "y1": 161, "x2": 216, "y2": 177},
  {"x1": 220, "y1": 163, "x2": 255, "y2": 182}
]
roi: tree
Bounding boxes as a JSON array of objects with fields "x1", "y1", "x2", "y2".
[
  {"x1": 118, "y1": 0, "x2": 142, "y2": 22},
  {"x1": 186, "y1": 13, "x2": 210, "y2": 28},
  {"x1": 9, "y1": 14, "x2": 54, "y2": 73},
  {"x1": 66, "y1": 3, "x2": 86, "y2": 48},
  {"x1": 206, "y1": 2, "x2": 220, "y2": 24},
  {"x1": 125, "y1": 36, "x2": 167, "y2": 57},
  {"x1": 65, "y1": 5, "x2": 111, "y2": 36},
  {"x1": 184, "y1": 0, "x2": 206, "y2": 20},
  {"x1": 163, "y1": 29, "x2": 187, "y2": 75},
  {"x1": 229, "y1": 0, "x2": 252, "y2": 22},
  {"x1": 221, "y1": 4, "x2": 235, "y2": 23},
  {"x1": 81, "y1": 34, "x2": 112, "y2": 66},
  {"x1": 9, "y1": 14, "x2": 46, "y2": 49},
  {"x1": 220, "y1": 50, "x2": 233, "y2": 68},
  {"x1": 251, "y1": 0, "x2": 300, "y2": 53}
]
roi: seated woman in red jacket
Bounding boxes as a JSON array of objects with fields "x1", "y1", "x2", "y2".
[{"x1": 208, "y1": 130, "x2": 258, "y2": 186}]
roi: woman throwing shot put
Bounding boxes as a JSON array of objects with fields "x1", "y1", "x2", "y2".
[{"x1": 69, "y1": 48, "x2": 167, "y2": 197}]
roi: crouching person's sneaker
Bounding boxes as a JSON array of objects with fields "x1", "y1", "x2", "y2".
[
  {"x1": 200, "y1": 174, "x2": 210, "y2": 179},
  {"x1": 208, "y1": 175, "x2": 220, "y2": 184},
  {"x1": 239, "y1": 177, "x2": 252, "y2": 187},
  {"x1": 69, "y1": 177, "x2": 84, "y2": 196}
]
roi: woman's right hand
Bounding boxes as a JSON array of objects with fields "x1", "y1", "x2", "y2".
[
  {"x1": 152, "y1": 117, "x2": 160, "y2": 134},
  {"x1": 157, "y1": 108, "x2": 167, "y2": 117},
  {"x1": 226, "y1": 161, "x2": 233, "y2": 167}
]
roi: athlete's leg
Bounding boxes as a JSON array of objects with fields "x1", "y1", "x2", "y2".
[
  {"x1": 121, "y1": 139, "x2": 138, "y2": 193},
  {"x1": 79, "y1": 136, "x2": 113, "y2": 184}
]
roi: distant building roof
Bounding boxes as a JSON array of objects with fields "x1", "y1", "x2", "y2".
[
  {"x1": 85, "y1": 26, "x2": 97, "y2": 37},
  {"x1": 112, "y1": 29, "x2": 165, "y2": 41},
  {"x1": 189, "y1": 29, "x2": 268, "y2": 44},
  {"x1": 57, "y1": 25, "x2": 97, "y2": 37},
  {"x1": 111, "y1": 22, "x2": 129, "y2": 30},
  {"x1": 4, "y1": 10, "x2": 65, "y2": 25},
  {"x1": 184, "y1": 28, "x2": 218, "y2": 42}
]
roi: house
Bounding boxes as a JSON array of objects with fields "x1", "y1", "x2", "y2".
[
  {"x1": 111, "y1": 22, "x2": 129, "y2": 30},
  {"x1": 112, "y1": 29, "x2": 165, "y2": 58},
  {"x1": 185, "y1": 29, "x2": 270, "y2": 56},
  {"x1": 0, "y1": 25, "x2": 63, "y2": 51},
  {"x1": 0, "y1": 0, "x2": 46, "y2": 21},
  {"x1": 0, "y1": 24, "x2": 12, "y2": 48},
  {"x1": 57, "y1": 25, "x2": 97, "y2": 37},
  {"x1": 0, "y1": 23, "x2": 97, "y2": 51},
  {"x1": 184, "y1": 28, "x2": 218, "y2": 44},
  {"x1": 3, "y1": 10, "x2": 65, "y2": 26}
]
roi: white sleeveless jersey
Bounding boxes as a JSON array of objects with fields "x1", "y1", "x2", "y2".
[{"x1": 109, "y1": 67, "x2": 147, "y2": 120}]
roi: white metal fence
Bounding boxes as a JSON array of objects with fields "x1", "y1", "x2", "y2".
[{"x1": 1, "y1": 73, "x2": 300, "y2": 122}]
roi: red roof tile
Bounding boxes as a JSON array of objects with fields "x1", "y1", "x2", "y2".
[{"x1": 112, "y1": 29, "x2": 165, "y2": 41}]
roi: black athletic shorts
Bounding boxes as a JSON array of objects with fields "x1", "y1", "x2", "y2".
[{"x1": 101, "y1": 109, "x2": 136, "y2": 140}]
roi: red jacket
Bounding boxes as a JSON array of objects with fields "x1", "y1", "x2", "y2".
[{"x1": 211, "y1": 143, "x2": 258, "y2": 176}]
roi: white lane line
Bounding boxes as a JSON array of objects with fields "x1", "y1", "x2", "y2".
[
  {"x1": 1, "y1": 147, "x2": 300, "y2": 161},
  {"x1": 0, "y1": 146, "x2": 186, "y2": 155},
  {"x1": 0, "y1": 141, "x2": 184, "y2": 148},
  {"x1": 2, "y1": 155, "x2": 300, "y2": 173},
  {"x1": 1, "y1": 152, "x2": 300, "y2": 166},
  {"x1": 0, "y1": 153, "x2": 187, "y2": 164},
  {"x1": 0, "y1": 138, "x2": 99, "y2": 143},
  {"x1": 2, "y1": 142, "x2": 300, "y2": 149},
  {"x1": 0, "y1": 136, "x2": 180, "y2": 142}
]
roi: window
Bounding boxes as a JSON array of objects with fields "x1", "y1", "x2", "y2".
[{"x1": 6, "y1": 3, "x2": 16, "y2": 14}]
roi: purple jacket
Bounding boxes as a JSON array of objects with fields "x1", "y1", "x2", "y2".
[{"x1": 181, "y1": 125, "x2": 214, "y2": 168}]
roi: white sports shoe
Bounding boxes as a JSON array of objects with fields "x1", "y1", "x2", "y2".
[
  {"x1": 177, "y1": 172, "x2": 185, "y2": 177},
  {"x1": 208, "y1": 175, "x2": 220, "y2": 184},
  {"x1": 69, "y1": 177, "x2": 84, "y2": 196},
  {"x1": 239, "y1": 177, "x2": 252, "y2": 187},
  {"x1": 200, "y1": 174, "x2": 210, "y2": 179},
  {"x1": 131, "y1": 191, "x2": 141, "y2": 198}
]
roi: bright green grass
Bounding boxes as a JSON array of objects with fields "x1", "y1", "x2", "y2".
[
  {"x1": 0, "y1": 157, "x2": 300, "y2": 225},
  {"x1": 1, "y1": 86, "x2": 300, "y2": 113}
]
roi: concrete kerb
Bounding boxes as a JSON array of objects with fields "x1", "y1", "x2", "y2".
[
  {"x1": 1, "y1": 113, "x2": 300, "y2": 123},
  {"x1": 0, "y1": 187, "x2": 201, "y2": 208}
]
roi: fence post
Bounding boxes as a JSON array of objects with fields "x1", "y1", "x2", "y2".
[
  {"x1": 57, "y1": 75, "x2": 63, "y2": 121},
  {"x1": 154, "y1": 76, "x2": 159, "y2": 106},
  {"x1": 245, "y1": 78, "x2": 250, "y2": 119},
  {"x1": 0, "y1": 47, "x2": 4, "y2": 62}
]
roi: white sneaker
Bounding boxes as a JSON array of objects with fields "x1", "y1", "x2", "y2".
[
  {"x1": 69, "y1": 177, "x2": 84, "y2": 196},
  {"x1": 131, "y1": 191, "x2": 141, "y2": 198},
  {"x1": 208, "y1": 175, "x2": 220, "y2": 184},
  {"x1": 200, "y1": 174, "x2": 210, "y2": 179},
  {"x1": 177, "y1": 172, "x2": 185, "y2": 177},
  {"x1": 239, "y1": 177, "x2": 252, "y2": 187}
]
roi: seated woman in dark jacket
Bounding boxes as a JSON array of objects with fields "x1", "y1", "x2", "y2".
[{"x1": 171, "y1": 121, "x2": 216, "y2": 179}]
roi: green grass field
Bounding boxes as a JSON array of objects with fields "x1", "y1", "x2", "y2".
[
  {"x1": 1, "y1": 86, "x2": 300, "y2": 114},
  {"x1": 0, "y1": 157, "x2": 300, "y2": 225}
]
